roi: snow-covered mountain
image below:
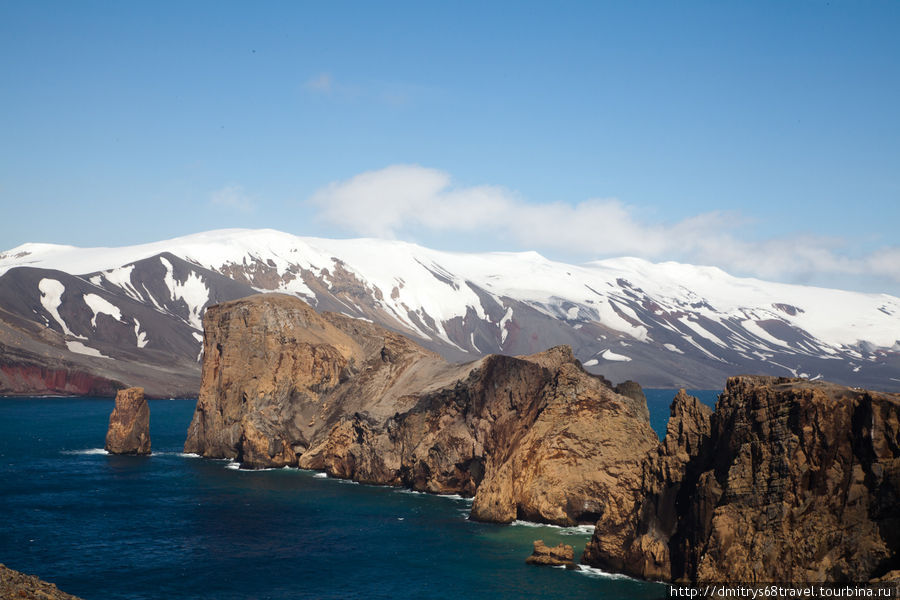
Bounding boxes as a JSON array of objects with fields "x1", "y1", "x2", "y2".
[{"x1": 1, "y1": 228, "x2": 898, "y2": 396}]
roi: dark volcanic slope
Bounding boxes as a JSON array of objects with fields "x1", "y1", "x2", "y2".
[{"x1": 0, "y1": 254, "x2": 257, "y2": 397}]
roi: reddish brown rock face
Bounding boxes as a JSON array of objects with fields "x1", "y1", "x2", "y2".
[
  {"x1": 583, "y1": 377, "x2": 900, "y2": 584},
  {"x1": 184, "y1": 294, "x2": 658, "y2": 526},
  {"x1": 105, "y1": 387, "x2": 150, "y2": 455}
]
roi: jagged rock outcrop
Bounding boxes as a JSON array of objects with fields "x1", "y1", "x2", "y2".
[
  {"x1": 526, "y1": 540, "x2": 577, "y2": 568},
  {"x1": 584, "y1": 388, "x2": 712, "y2": 580},
  {"x1": 584, "y1": 377, "x2": 900, "y2": 584},
  {"x1": 104, "y1": 387, "x2": 150, "y2": 455},
  {"x1": 184, "y1": 293, "x2": 658, "y2": 526},
  {"x1": 0, "y1": 564, "x2": 83, "y2": 600}
]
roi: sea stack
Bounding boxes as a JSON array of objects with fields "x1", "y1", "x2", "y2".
[
  {"x1": 525, "y1": 540, "x2": 577, "y2": 568},
  {"x1": 105, "y1": 386, "x2": 150, "y2": 455}
]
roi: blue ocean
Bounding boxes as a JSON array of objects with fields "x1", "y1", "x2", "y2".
[{"x1": 0, "y1": 389, "x2": 718, "y2": 599}]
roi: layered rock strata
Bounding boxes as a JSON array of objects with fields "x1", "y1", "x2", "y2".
[
  {"x1": 584, "y1": 377, "x2": 900, "y2": 584},
  {"x1": 105, "y1": 387, "x2": 150, "y2": 455},
  {"x1": 184, "y1": 294, "x2": 659, "y2": 526}
]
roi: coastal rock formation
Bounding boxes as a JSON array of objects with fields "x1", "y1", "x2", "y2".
[
  {"x1": 583, "y1": 377, "x2": 900, "y2": 584},
  {"x1": 0, "y1": 564, "x2": 83, "y2": 600},
  {"x1": 184, "y1": 294, "x2": 659, "y2": 526},
  {"x1": 105, "y1": 387, "x2": 150, "y2": 455},
  {"x1": 526, "y1": 540, "x2": 577, "y2": 568}
]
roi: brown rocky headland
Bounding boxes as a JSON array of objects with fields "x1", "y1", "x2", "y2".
[
  {"x1": 583, "y1": 376, "x2": 900, "y2": 584},
  {"x1": 184, "y1": 293, "x2": 659, "y2": 526}
]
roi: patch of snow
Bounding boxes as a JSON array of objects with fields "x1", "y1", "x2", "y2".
[
  {"x1": 82, "y1": 293, "x2": 122, "y2": 327},
  {"x1": 66, "y1": 340, "x2": 108, "y2": 358},
  {"x1": 663, "y1": 343, "x2": 684, "y2": 354},
  {"x1": 498, "y1": 306, "x2": 513, "y2": 344},
  {"x1": 133, "y1": 318, "x2": 148, "y2": 348},
  {"x1": 740, "y1": 319, "x2": 791, "y2": 349},
  {"x1": 681, "y1": 334, "x2": 724, "y2": 361},
  {"x1": 583, "y1": 359, "x2": 599, "y2": 366},
  {"x1": 160, "y1": 257, "x2": 209, "y2": 329},
  {"x1": 102, "y1": 265, "x2": 142, "y2": 300},
  {"x1": 38, "y1": 279, "x2": 82, "y2": 338},
  {"x1": 768, "y1": 360, "x2": 798, "y2": 377},
  {"x1": 678, "y1": 316, "x2": 727, "y2": 348},
  {"x1": 600, "y1": 349, "x2": 631, "y2": 362}
]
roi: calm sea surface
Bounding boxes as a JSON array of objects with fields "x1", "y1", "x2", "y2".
[{"x1": 0, "y1": 390, "x2": 717, "y2": 600}]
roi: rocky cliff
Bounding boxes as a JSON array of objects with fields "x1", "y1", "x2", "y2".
[
  {"x1": 184, "y1": 293, "x2": 659, "y2": 526},
  {"x1": 583, "y1": 376, "x2": 900, "y2": 583},
  {"x1": 105, "y1": 387, "x2": 150, "y2": 455}
]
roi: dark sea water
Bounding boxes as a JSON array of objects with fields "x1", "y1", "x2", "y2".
[{"x1": 0, "y1": 390, "x2": 718, "y2": 600}]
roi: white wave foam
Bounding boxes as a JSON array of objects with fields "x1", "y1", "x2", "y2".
[
  {"x1": 436, "y1": 493, "x2": 472, "y2": 502},
  {"x1": 312, "y1": 472, "x2": 328, "y2": 478},
  {"x1": 149, "y1": 451, "x2": 201, "y2": 457},
  {"x1": 224, "y1": 462, "x2": 240, "y2": 470},
  {"x1": 511, "y1": 520, "x2": 594, "y2": 535},
  {"x1": 62, "y1": 448, "x2": 108, "y2": 455},
  {"x1": 575, "y1": 565, "x2": 635, "y2": 580}
]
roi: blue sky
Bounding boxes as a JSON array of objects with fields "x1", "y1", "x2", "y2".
[{"x1": 1, "y1": 1, "x2": 899, "y2": 293}]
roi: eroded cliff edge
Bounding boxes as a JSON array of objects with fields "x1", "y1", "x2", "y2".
[
  {"x1": 583, "y1": 376, "x2": 900, "y2": 583},
  {"x1": 183, "y1": 293, "x2": 658, "y2": 526}
]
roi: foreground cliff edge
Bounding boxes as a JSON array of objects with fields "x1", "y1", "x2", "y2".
[
  {"x1": 184, "y1": 294, "x2": 900, "y2": 583},
  {"x1": 584, "y1": 376, "x2": 900, "y2": 584}
]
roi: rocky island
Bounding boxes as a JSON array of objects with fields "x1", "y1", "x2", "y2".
[
  {"x1": 185, "y1": 293, "x2": 900, "y2": 583},
  {"x1": 105, "y1": 386, "x2": 150, "y2": 455}
]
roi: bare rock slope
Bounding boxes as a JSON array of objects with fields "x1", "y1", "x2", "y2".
[
  {"x1": 184, "y1": 293, "x2": 658, "y2": 526},
  {"x1": 583, "y1": 376, "x2": 900, "y2": 583}
]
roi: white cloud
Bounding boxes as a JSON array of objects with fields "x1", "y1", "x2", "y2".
[
  {"x1": 210, "y1": 184, "x2": 255, "y2": 213},
  {"x1": 308, "y1": 165, "x2": 900, "y2": 287},
  {"x1": 305, "y1": 73, "x2": 333, "y2": 93}
]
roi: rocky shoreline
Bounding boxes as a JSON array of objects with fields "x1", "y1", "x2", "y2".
[
  {"x1": 0, "y1": 564, "x2": 83, "y2": 600},
  {"x1": 184, "y1": 293, "x2": 900, "y2": 584}
]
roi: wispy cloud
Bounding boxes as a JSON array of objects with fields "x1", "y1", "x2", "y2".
[
  {"x1": 209, "y1": 184, "x2": 255, "y2": 213},
  {"x1": 309, "y1": 165, "x2": 900, "y2": 287},
  {"x1": 302, "y1": 73, "x2": 432, "y2": 107},
  {"x1": 304, "y1": 73, "x2": 333, "y2": 93}
]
